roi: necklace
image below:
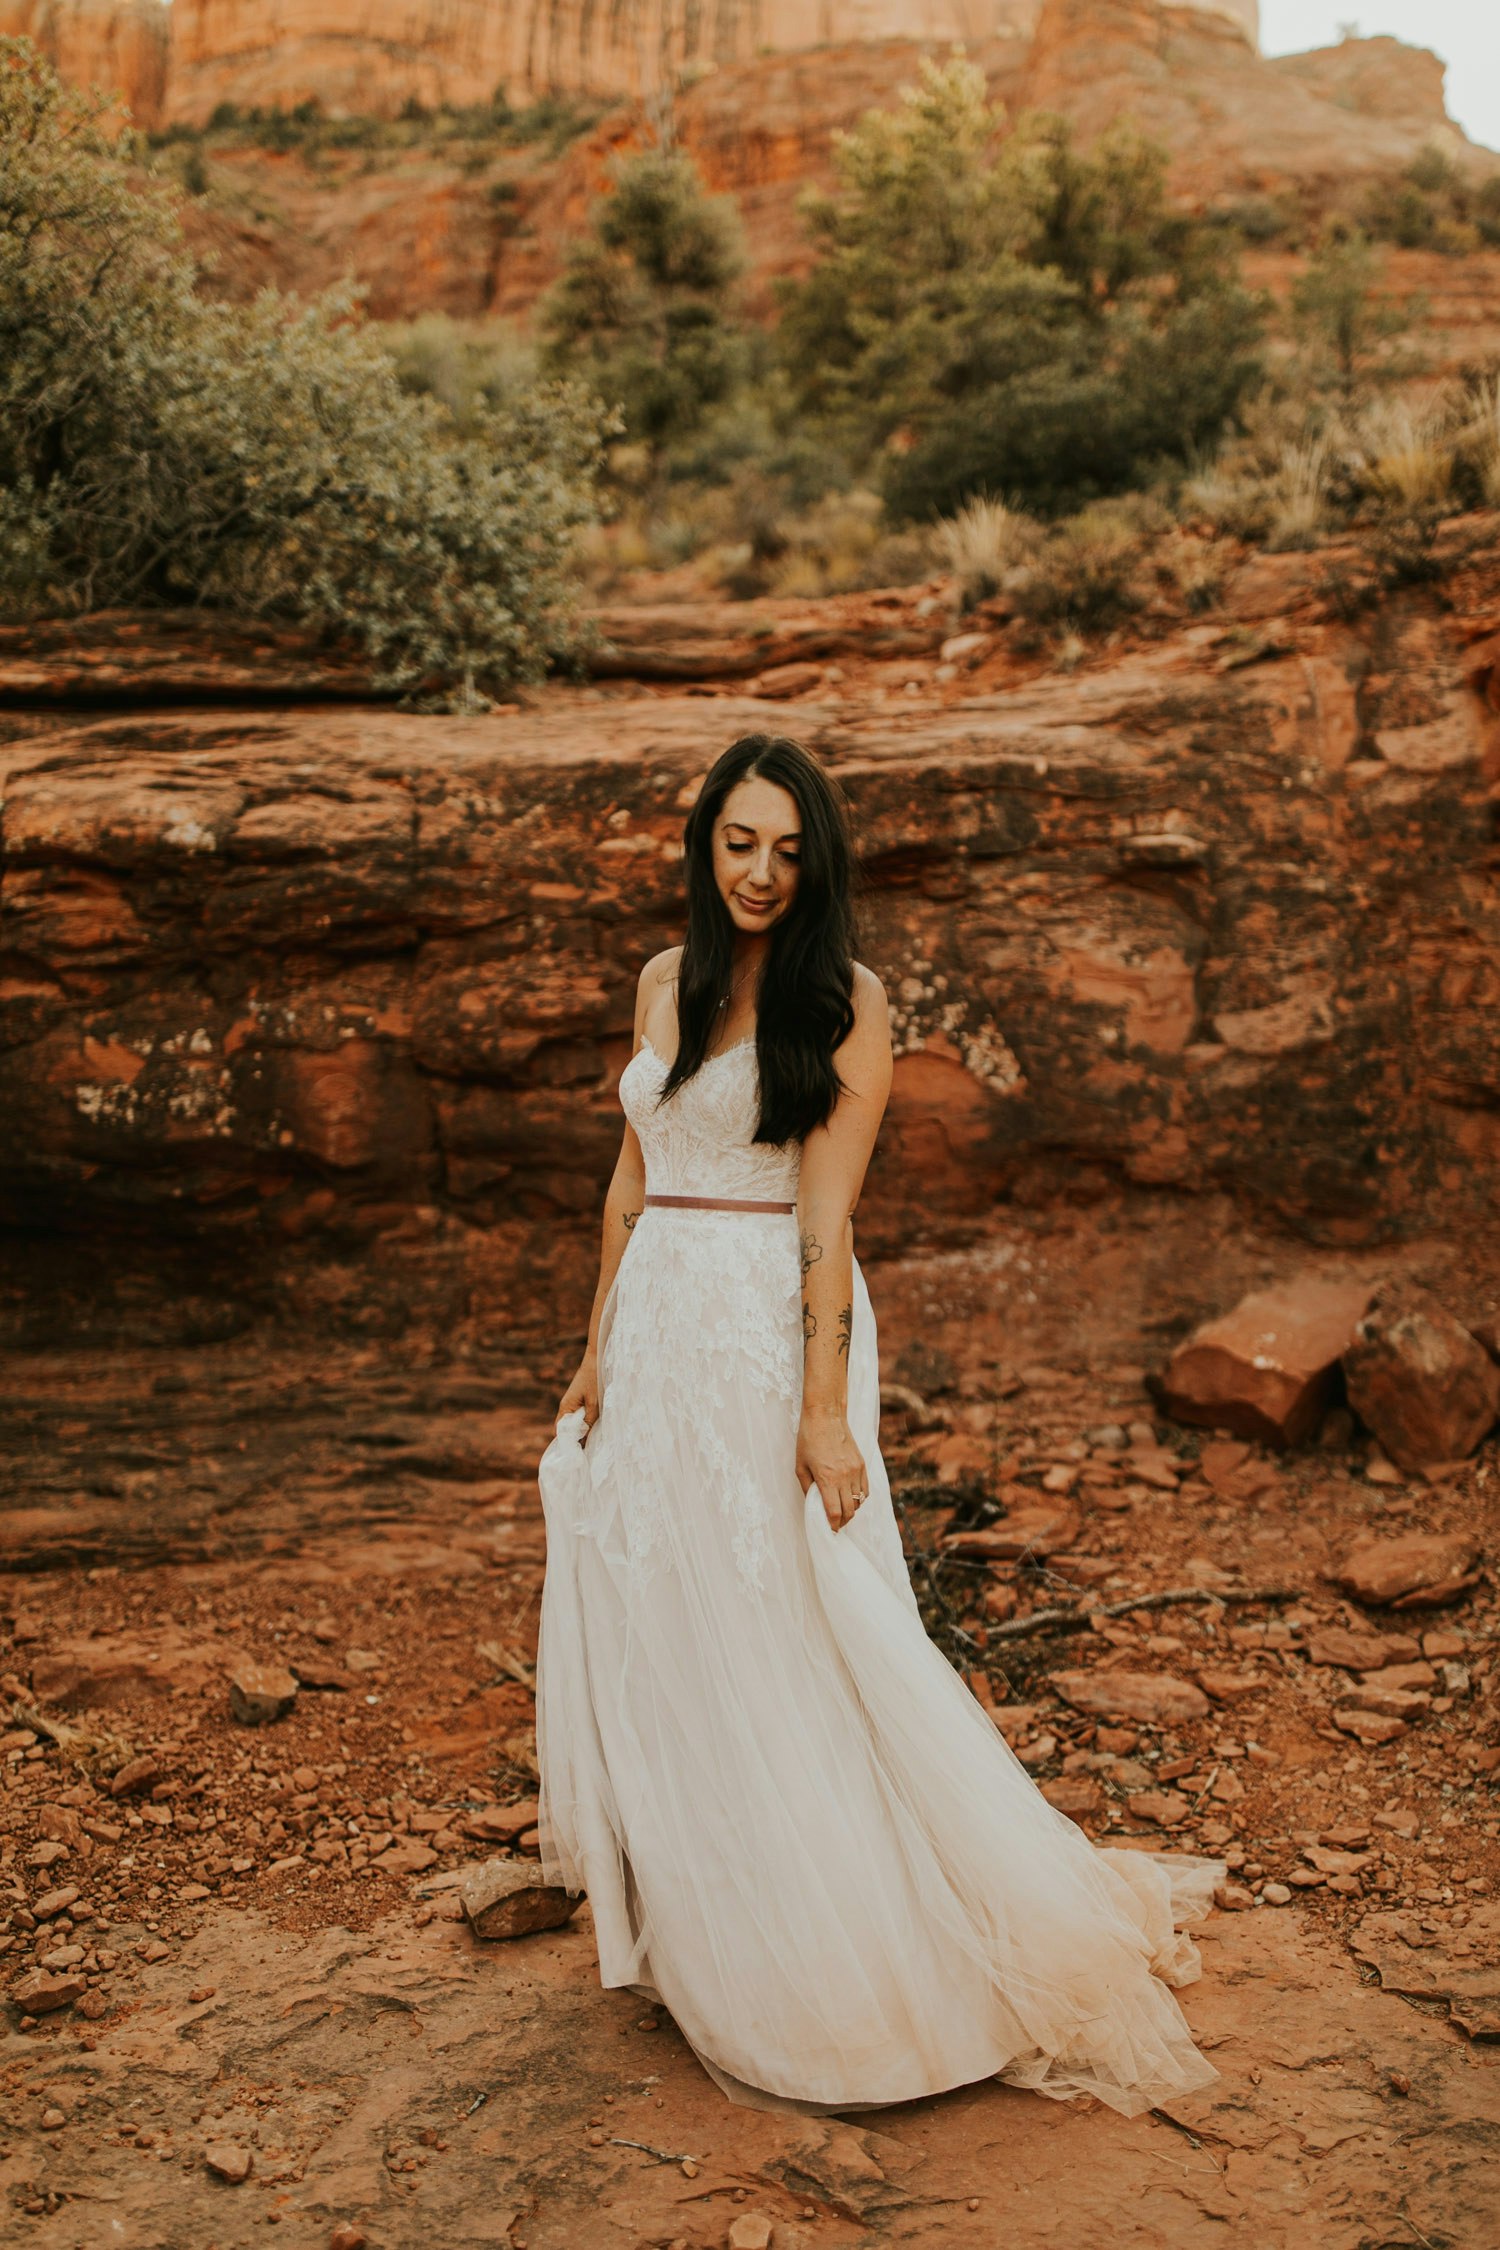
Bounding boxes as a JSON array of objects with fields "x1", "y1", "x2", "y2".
[{"x1": 715, "y1": 963, "x2": 759, "y2": 1012}]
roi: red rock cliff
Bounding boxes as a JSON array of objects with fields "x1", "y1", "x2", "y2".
[
  {"x1": 165, "y1": 0, "x2": 1040, "y2": 122},
  {"x1": 0, "y1": 0, "x2": 168, "y2": 123},
  {"x1": 3, "y1": 556, "x2": 1498, "y2": 1354}
]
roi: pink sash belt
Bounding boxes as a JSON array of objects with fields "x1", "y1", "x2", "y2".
[{"x1": 644, "y1": 1192, "x2": 796, "y2": 1214}]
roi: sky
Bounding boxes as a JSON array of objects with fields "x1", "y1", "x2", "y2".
[{"x1": 1259, "y1": 3, "x2": 1500, "y2": 154}]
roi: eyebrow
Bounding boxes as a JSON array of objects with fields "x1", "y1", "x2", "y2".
[{"x1": 723, "y1": 820, "x2": 802, "y2": 840}]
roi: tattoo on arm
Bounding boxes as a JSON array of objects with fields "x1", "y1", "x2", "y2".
[
  {"x1": 799, "y1": 1229, "x2": 823, "y2": 1282},
  {"x1": 802, "y1": 1301, "x2": 818, "y2": 1344},
  {"x1": 836, "y1": 1305, "x2": 853, "y2": 1359},
  {"x1": 623, "y1": 1210, "x2": 640, "y2": 1232}
]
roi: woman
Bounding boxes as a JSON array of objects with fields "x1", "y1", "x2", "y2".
[{"x1": 535, "y1": 732, "x2": 1225, "y2": 2116}]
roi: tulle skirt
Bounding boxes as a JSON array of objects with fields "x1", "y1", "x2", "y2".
[{"x1": 535, "y1": 1219, "x2": 1225, "y2": 2115}]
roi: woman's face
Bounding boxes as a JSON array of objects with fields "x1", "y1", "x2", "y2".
[{"x1": 712, "y1": 776, "x2": 802, "y2": 937}]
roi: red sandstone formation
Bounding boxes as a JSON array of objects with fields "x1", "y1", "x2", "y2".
[
  {"x1": 0, "y1": 0, "x2": 168, "y2": 122},
  {"x1": 166, "y1": 0, "x2": 1042, "y2": 122},
  {"x1": 2, "y1": 541, "x2": 1498, "y2": 1354}
]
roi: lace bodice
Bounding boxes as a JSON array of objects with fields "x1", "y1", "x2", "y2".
[{"x1": 619, "y1": 1036, "x2": 802, "y2": 1201}]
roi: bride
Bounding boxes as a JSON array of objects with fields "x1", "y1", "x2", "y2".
[{"x1": 535, "y1": 731, "x2": 1226, "y2": 2115}]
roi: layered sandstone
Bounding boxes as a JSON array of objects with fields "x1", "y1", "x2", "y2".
[
  {"x1": 0, "y1": 0, "x2": 168, "y2": 123},
  {"x1": 6, "y1": 0, "x2": 1258, "y2": 127},
  {"x1": 1022, "y1": 1, "x2": 1479, "y2": 204},
  {"x1": 3, "y1": 550, "x2": 1498, "y2": 1355},
  {"x1": 3, "y1": 0, "x2": 1013, "y2": 121}
]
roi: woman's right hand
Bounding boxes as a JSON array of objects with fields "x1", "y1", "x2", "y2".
[{"x1": 557, "y1": 1351, "x2": 600, "y2": 1433}]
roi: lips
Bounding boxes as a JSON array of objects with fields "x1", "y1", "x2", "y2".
[{"x1": 736, "y1": 896, "x2": 776, "y2": 916}]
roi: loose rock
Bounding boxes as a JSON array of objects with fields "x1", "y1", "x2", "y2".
[
  {"x1": 205, "y1": 2143, "x2": 253, "y2": 2183},
  {"x1": 1331, "y1": 1531, "x2": 1484, "y2": 1610},
  {"x1": 1332, "y1": 1708, "x2": 1409, "y2": 1745},
  {"x1": 727, "y1": 2217, "x2": 775, "y2": 2250},
  {"x1": 943, "y1": 1504, "x2": 1080, "y2": 1559},
  {"x1": 227, "y1": 1660, "x2": 299, "y2": 1726},
  {"x1": 1050, "y1": 1669, "x2": 1211, "y2": 1726},
  {"x1": 10, "y1": 1968, "x2": 86, "y2": 2015},
  {"x1": 460, "y1": 1798, "x2": 541, "y2": 1845},
  {"x1": 108, "y1": 1754, "x2": 159, "y2": 1797},
  {"x1": 1040, "y1": 1776, "x2": 1104, "y2": 1818},
  {"x1": 1304, "y1": 1625, "x2": 1421, "y2": 1670},
  {"x1": 459, "y1": 1859, "x2": 581, "y2": 1940},
  {"x1": 1156, "y1": 1277, "x2": 1371, "y2": 1447},
  {"x1": 1343, "y1": 1282, "x2": 1500, "y2": 1470}
]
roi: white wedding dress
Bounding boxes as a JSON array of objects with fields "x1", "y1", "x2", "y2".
[{"x1": 535, "y1": 1033, "x2": 1226, "y2": 2115}]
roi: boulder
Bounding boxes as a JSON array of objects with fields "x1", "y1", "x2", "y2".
[
  {"x1": 1343, "y1": 1283, "x2": 1500, "y2": 1471},
  {"x1": 1050, "y1": 1669, "x2": 1211, "y2": 1726},
  {"x1": 459, "y1": 1859, "x2": 581, "y2": 1940},
  {"x1": 227, "y1": 1660, "x2": 299, "y2": 1726},
  {"x1": 1330, "y1": 1532, "x2": 1484, "y2": 1610},
  {"x1": 1156, "y1": 1278, "x2": 1372, "y2": 1448}
]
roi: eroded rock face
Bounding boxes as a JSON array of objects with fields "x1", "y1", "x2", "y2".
[
  {"x1": 2, "y1": 567, "x2": 1498, "y2": 1352},
  {"x1": 0, "y1": 1, "x2": 169, "y2": 124}
]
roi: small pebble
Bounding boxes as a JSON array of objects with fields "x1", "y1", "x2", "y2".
[{"x1": 40, "y1": 2109, "x2": 65, "y2": 2131}]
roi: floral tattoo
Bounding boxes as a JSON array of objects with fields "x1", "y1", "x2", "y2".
[{"x1": 836, "y1": 1305, "x2": 853, "y2": 1359}]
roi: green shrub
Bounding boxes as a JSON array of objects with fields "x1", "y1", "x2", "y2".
[
  {"x1": 0, "y1": 39, "x2": 610, "y2": 702},
  {"x1": 540, "y1": 147, "x2": 748, "y2": 471},
  {"x1": 776, "y1": 59, "x2": 1264, "y2": 522},
  {"x1": 1290, "y1": 230, "x2": 1417, "y2": 400},
  {"x1": 386, "y1": 313, "x2": 539, "y2": 432},
  {"x1": 1360, "y1": 145, "x2": 1489, "y2": 256},
  {"x1": 1009, "y1": 500, "x2": 1160, "y2": 633}
]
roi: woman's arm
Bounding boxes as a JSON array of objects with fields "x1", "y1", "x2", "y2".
[
  {"x1": 556, "y1": 957, "x2": 669, "y2": 1429},
  {"x1": 795, "y1": 968, "x2": 894, "y2": 1529}
]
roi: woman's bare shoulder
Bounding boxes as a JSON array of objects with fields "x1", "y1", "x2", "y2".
[
  {"x1": 850, "y1": 961, "x2": 891, "y2": 1038},
  {"x1": 633, "y1": 946, "x2": 683, "y2": 1040},
  {"x1": 636, "y1": 946, "x2": 683, "y2": 1006}
]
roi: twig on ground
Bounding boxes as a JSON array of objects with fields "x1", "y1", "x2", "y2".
[
  {"x1": 609, "y1": 2137, "x2": 703, "y2": 2165},
  {"x1": 986, "y1": 1584, "x2": 1303, "y2": 1643}
]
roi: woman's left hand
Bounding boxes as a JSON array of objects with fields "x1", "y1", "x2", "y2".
[{"x1": 796, "y1": 1405, "x2": 868, "y2": 1532}]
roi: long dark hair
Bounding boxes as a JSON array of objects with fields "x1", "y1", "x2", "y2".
[{"x1": 658, "y1": 733, "x2": 857, "y2": 1145}]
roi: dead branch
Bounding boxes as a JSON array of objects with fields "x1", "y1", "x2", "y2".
[{"x1": 985, "y1": 1583, "x2": 1303, "y2": 1643}]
